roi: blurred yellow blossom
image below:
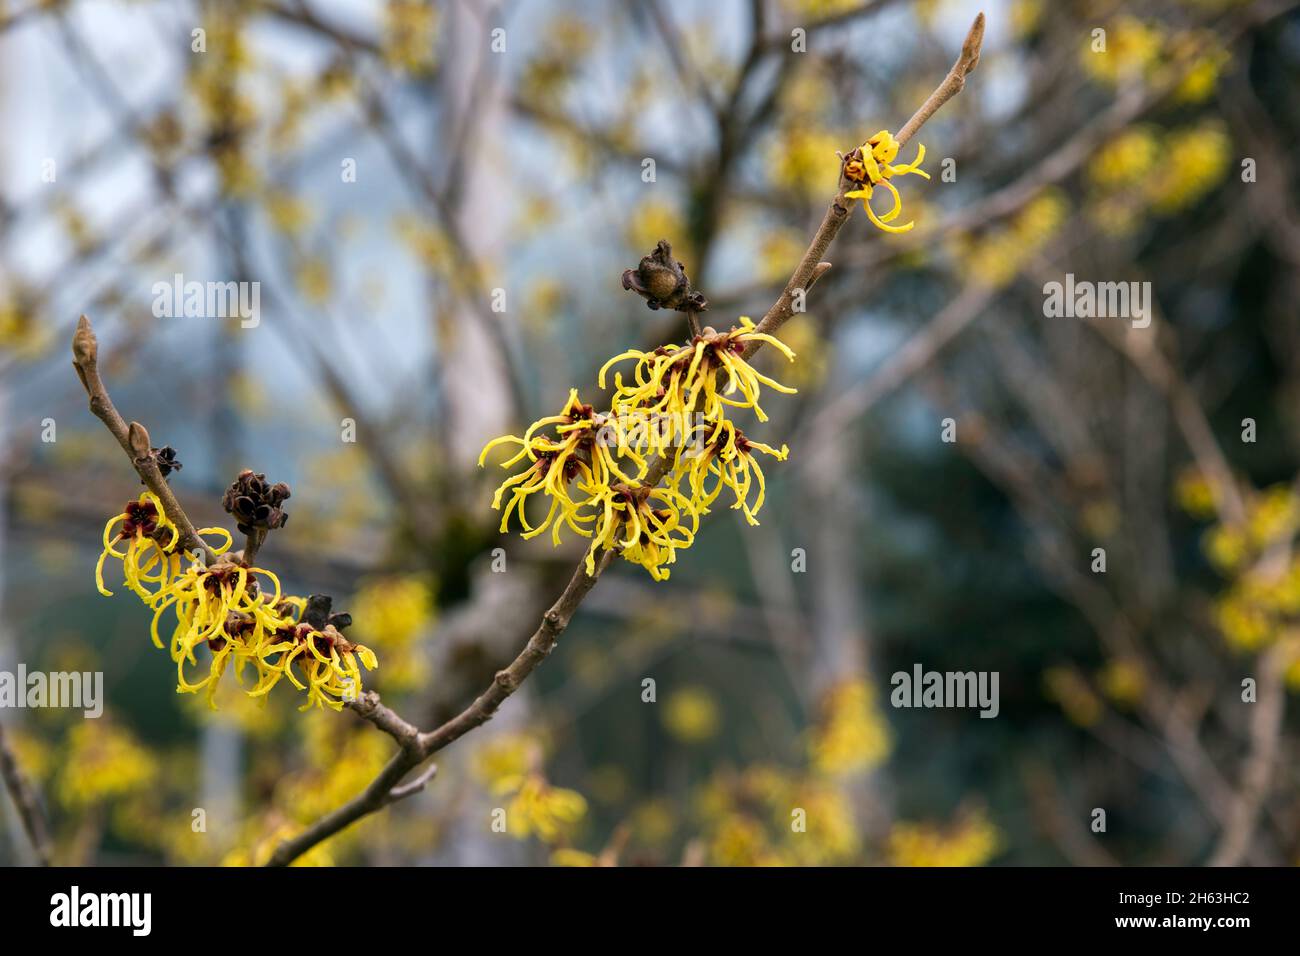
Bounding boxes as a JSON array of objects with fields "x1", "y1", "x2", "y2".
[
  {"x1": 950, "y1": 189, "x2": 1069, "y2": 288},
  {"x1": 1175, "y1": 467, "x2": 1219, "y2": 520},
  {"x1": 1011, "y1": 0, "x2": 1044, "y2": 38},
  {"x1": 350, "y1": 574, "x2": 435, "y2": 691},
  {"x1": 625, "y1": 200, "x2": 687, "y2": 260},
  {"x1": 5, "y1": 727, "x2": 51, "y2": 782},
  {"x1": 769, "y1": 128, "x2": 843, "y2": 199},
  {"x1": 1098, "y1": 658, "x2": 1146, "y2": 707},
  {"x1": 1146, "y1": 122, "x2": 1231, "y2": 214},
  {"x1": 663, "y1": 686, "x2": 721, "y2": 742},
  {"x1": 496, "y1": 774, "x2": 588, "y2": 843},
  {"x1": 631, "y1": 798, "x2": 677, "y2": 848},
  {"x1": 769, "y1": 314, "x2": 827, "y2": 388},
  {"x1": 809, "y1": 679, "x2": 891, "y2": 775},
  {"x1": 758, "y1": 228, "x2": 807, "y2": 283},
  {"x1": 223, "y1": 819, "x2": 335, "y2": 867},
  {"x1": 473, "y1": 732, "x2": 542, "y2": 789},
  {"x1": 57, "y1": 722, "x2": 158, "y2": 809},
  {"x1": 264, "y1": 190, "x2": 313, "y2": 235},
  {"x1": 551, "y1": 848, "x2": 599, "y2": 867},
  {"x1": 382, "y1": 0, "x2": 438, "y2": 74},
  {"x1": 709, "y1": 814, "x2": 772, "y2": 866},
  {"x1": 1081, "y1": 16, "x2": 1164, "y2": 85},
  {"x1": 1044, "y1": 666, "x2": 1102, "y2": 727},
  {"x1": 295, "y1": 256, "x2": 332, "y2": 305},
  {"x1": 888, "y1": 810, "x2": 1000, "y2": 866},
  {"x1": 1088, "y1": 127, "x2": 1159, "y2": 189},
  {"x1": 1169, "y1": 32, "x2": 1231, "y2": 103}
]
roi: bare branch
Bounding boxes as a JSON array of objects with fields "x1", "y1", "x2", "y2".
[
  {"x1": 744, "y1": 12, "x2": 985, "y2": 354},
  {"x1": 895, "y1": 12, "x2": 985, "y2": 147},
  {"x1": 71, "y1": 315, "x2": 216, "y2": 564},
  {"x1": 0, "y1": 723, "x2": 52, "y2": 866},
  {"x1": 1207, "y1": 645, "x2": 1288, "y2": 866}
]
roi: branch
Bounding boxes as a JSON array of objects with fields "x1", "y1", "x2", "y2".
[
  {"x1": 895, "y1": 12, "x2": 985, "y2": 147},
  {"x1": 267, "y1": 550, "x2": 616, "y2": 866},
  {"x1": 71, "y1": 316, "x2": 216, "y2": 564},
  {"x1": 0, "y1": 723, "x2": 52, "y2": 866},
  {"x1": 745, "y1": 12, "x2": 985, "y2": 354},
  {"x1": 1207, "y1": 645, "x2": 1287, "y2": 867},
  {"x1": 265, "y1": 14, "x2": 986, "y2": 866}
]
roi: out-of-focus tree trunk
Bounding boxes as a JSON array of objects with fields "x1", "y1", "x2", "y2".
[
  {"x1": 425, "y1": 1, "x2": 529, "y2": 865},
  {"x1": 438, "y1": 0, "x2": 514, "y2": 468}
]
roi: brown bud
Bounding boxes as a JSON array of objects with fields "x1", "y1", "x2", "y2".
[
  {"x1": 128, "y1": 422, "x2": 152, "y2": 462},
  {"x1": 622, "y1": 240, "x2": 708, "y2": 313},
  {"x1": 72, "y1": 314, "x2": 98, "y2": 368}
]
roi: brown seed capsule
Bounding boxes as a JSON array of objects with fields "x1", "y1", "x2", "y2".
[{"x1": 221, "y1": 469, "x2": 291, "y2": 536}]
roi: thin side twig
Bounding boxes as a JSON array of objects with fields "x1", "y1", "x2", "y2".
[{"x1": 0, "y1": 723, "x2": 52, "y2": 866}]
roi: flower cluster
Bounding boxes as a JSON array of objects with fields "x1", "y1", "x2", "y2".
[
  {"x1": 95, "y1": 493, "x2": 377, "y2": 710},
  {"x1": 842, "y1": 129, "x2": 929, "y2": 233},
  {"x1": 887, "y1": 809, "x2": 1001, "y2": 867},
  {"x1": 480, "y1": 317, "x2": 796, "y2": 580},
  {"x1": 1085, "y1": 121, "x2": 1230, "y2": 236},
  {"x1": 808, "y1": 678, "x2": 892, "y2": 776},
  {"x1": 1080, "y1": 15, "x2": 1230, "y2": 106},
  {"x1": 473, "y1": 734, "x2": 588, "y2": 845},
  {"x1": 697, "y1": 765, "x2": 861, "y2": 866}
]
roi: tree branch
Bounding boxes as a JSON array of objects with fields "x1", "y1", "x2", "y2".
[
  {"x1": 264, "y1": 14, "x2": 986, "y2": 866},
  {"x1": 745, "y1": 12, "x2": 985, "y2": 355},
  {"x1": 0, "y1": 723, "x2": 52, "y2": 866},
  {"x1": 71, "y1": 315, "x2": 216, "y2": 564}
]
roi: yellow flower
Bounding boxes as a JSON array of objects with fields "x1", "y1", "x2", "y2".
[
  {"x1": 479, "y1": 390, "x2": 619, "y2": 545},
  {"x1": 1081, "y1": 16, "x2": 1164, "y2": 86},
  {"x1": 1044, "y1": 666, "x2": 1102, "y2": 727},
  {"x1": 585, "y1": 481, "x2": 699, "y2": 581},
  {"x1": 1169, "y1": 32, "x2": 1230, "y2": 104},
  {"x1": 479, "y1": 319, "x2": 797, "y2": 580},
  {"x1": 1088, "y1": 127, "x2": 1159, "y2": 189},
  {"x1": 888, "y1": 810, "x2": 1001, "y2": 867},
  {"x1": 473, "y1": 733, "x2": 543, "y2": 790},
  {"x1": 1146, "y1": 121, "x2": 1230, "y2": 214},
  {"x1": 709, "y1": 814, "x2": 770, "y2": 866},
  {"x1": 809, "y1": 679, "x2": 891, "y2": 775},
  {"x1": 551, "y1": 848, "x2": 599, "y2": 867},
  {"x1": 57, "y1": 722, "x2": 158, "y2": 809},
  {"x1": 496, "y1": 774, "x2": 588, "y2": 843},
  {"x1": 95, "y1": 493, "x2": 180, "y2": 599},
  {"x1": 252, "y1": 608, "x2": 379, "y2": 712},
  {"x1": 600, "y1": 317, "x2": 797, "y2": 432},
  {"x1": 770, "y1": 128, "x2": 846, "y2": 199},
  {"x1": 662, "y1": 686, "x2": 721, "y2": 742},
  {"x1": 625, "y1": 200, "x2": 687, "y2": 259},
  {"x1": 1174, "y1": 467, "x2": 1219, "y2": 520},
  {"x1": 842, "y1": 130, "x2": 930, "y2": 233},
  {"x1": 1098, "y1": 658, "x2": 1146, "y2": 707},
  {"x1": 382, "y1": 0, "x2": 439, "y2": 74},
  {"x1": 672, "y1": 419, "x2": 787, "y2": 526},
  {"x1": 349, "y1": 574, "x2": 435, "y2": 691}
]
